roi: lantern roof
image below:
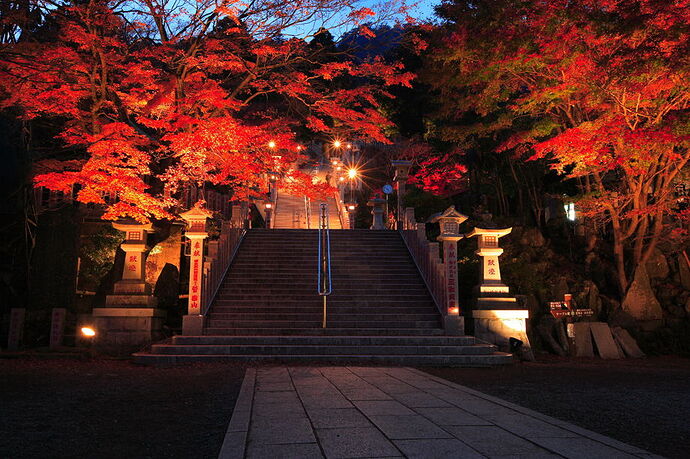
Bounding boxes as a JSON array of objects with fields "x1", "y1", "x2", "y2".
[
  {"x1": 466, "y1": 227, "x2": 512, "y2": 238},
  {"x1": 180, "y1": 203, "x2": 213, "y2": 223},
  {"x1": 428, "y1": 206, "x2": 468, "y2": 224}
]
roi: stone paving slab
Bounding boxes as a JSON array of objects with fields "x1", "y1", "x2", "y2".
[{"x1": 219, "y1": 366, "x2": 662, "y2": 459}]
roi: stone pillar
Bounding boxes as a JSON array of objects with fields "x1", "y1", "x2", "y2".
[
  {"x1": 467, "y1": 227, "x2": 532, "y2": 358},
  {"x1": 93, "y1": 221, "x2": 164, "y2": 355},
  {"x1": 367, "y1": 194, "x2": 386, "y2": 230},
  {"x1": 49, "y1": 308, "x2": 66, "y2": 349},
  {"x1": 7, "y1": 308, "x2": 25, "y2": 351},
  {"x1": 429, "y1": 206, "x2": 468, "y2": 335},
  {"x1": 391, "y1": 160, "x2": 412, "y2": 229},
  {"x1": 181, "y1": 205, "x2": 212, "y2": 335}
]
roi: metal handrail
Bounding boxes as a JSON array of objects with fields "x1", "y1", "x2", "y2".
[
  {"x1": 317, "y1": 203, "x2": 332, "y2": 327},
  {"x1": 201, "y1": 226, "x2": 247, "y2": 316}
]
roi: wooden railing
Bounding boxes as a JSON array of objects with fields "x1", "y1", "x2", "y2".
[
  {"x1": 399, "y1": 208, "x2": 448, "y2": 315},
  {"x1": 201, "y1": 222, "x2": 246, "y2": 316}
]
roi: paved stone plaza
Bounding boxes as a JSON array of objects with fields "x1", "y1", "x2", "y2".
[{"x1": 219, "y1": 367, "x2": 660, "y2": 459}]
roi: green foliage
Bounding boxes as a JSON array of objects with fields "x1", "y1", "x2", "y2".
[{"x1": 78, "y1": 226, "x2": 124, "y2": 290}]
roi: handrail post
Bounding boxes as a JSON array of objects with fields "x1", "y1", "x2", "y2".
[{"x1": 317, "y1": 203, "x2": 332, "y2": 327}]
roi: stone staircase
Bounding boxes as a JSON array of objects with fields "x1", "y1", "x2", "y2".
[
  {"x1": 273, "y1": 193, "x2": 343, "y2": 229},
  {"x1": 134, "y1": 229, "x2": 511, "y2": 366}
]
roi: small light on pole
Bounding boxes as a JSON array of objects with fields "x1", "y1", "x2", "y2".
[
  {"x1": 333, "y1": 139, "x2": 342, "y2": 149},
  {"x1": 347, "y1": 168, "x2": 357, "y2": 179},
  {"x1": 268, "y1": 140, "x2": 276, "y2": 149}
]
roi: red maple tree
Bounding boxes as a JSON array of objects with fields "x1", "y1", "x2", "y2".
[
  {"x1": 0, "y1": 0, "x2": 415, "y2": 222},
  {"x1": 426, "y1": 0, "x2": 690, "y2": 293}
]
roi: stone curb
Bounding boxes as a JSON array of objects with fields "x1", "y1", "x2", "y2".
[
  {"x1": 405, "y1": 367, "x2": 664, "y2": 459},
  {"x1": 218, "y1": 367, "x2": 256, "y2": 459}
]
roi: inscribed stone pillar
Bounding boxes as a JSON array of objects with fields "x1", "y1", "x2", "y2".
[
  {"x1": 181, "y1": 205, "x2": 212, "y2": 335},
  {"x1": 49, "y1": 308, "x2": 67, "y2": 349},
  {"x1": 428, "y1": 206, "x2": 468, "y2": 335}
]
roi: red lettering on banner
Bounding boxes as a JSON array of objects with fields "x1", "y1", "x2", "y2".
[
  {"x1": 489, "y1": 268, "x2": 496, "y2": 275},
  {"x1": 194, "y1": 241, "x2": 201, "y2": 248},
  {"x1": 192, "y1": 285, "x2": 199, "y2": 293},
  {"x1": 129, "y1": 255, "x2": 137, "y2": 263},
  {"x1": 127, "y1": 264, "x2": 137, "y2": 271},
  {"x1": 487, "y1": 259, "x2": 495, "y2": 266},
  {"x1": 193, "y1": 250, "x2": 200, "y2": 256}
]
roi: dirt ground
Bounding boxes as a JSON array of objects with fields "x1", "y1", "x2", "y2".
[
  {"x1": 422, "y1": 355, "x2": 690, "y2": 459},
  {"x1": 0, "y1": 358, "x2": 246, "y2": 459}
]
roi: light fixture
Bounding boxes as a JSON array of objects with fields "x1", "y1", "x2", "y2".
[
  {"x1": 81, "y1": 327, "x2": 96, "y2": 337},
  {"x1": 348, "y1": 168, "x2": 357, "y2": 179},
  {"x1": 339, "y1": 177, "x2": 345, "y2": 182},
  {"x1": 333, "y1": 140, "x2": 342, "y2": 148},
  {"x1": 448, "y1": 306, "x2": 460, "y2": 315},
  {"x1": 347, "y1": 204, "x2": 356, "y2": 211},
  {"x1": 265, "y1": 202, "x2": 272, "y2": 209},
  {"x1": 268, "y1": 140, "x2": 276, "y2": 149}
]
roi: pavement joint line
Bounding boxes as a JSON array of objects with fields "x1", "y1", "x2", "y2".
[
  {"x1": 312, "y1": 366, "x2": 406, "y2": 457},
  {"x1": 219, "y1": 366, "x2": 660, "y2": 459},
  {"x1": 218, "y1": 367, "x2": 256, "y2": 459},
  {"x1": 404, "y1": 367, "x2": 659, "y2": 458}
]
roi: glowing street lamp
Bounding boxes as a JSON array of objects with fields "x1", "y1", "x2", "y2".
[
  {"x1": 268, "y1": 140, "x2": 276, "y2": 149},
  {"x1": 347, "y1": 168, "x2": 357, "y2": 180},
  {"x1": 333, "y1": 139, "x2": 342, "y2": 149}
]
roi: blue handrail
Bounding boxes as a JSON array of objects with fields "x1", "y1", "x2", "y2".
[{"x1": 317, "y1": 203, "x2": 332, "y2": 327}]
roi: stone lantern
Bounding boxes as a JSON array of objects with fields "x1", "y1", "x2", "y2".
[
  {"x1": 367, "y1": 192, "x2": 387, "y2": 230},
  {"x1": 92, "y1": 220, "x2": 163, "y2": 354},
  {"x1": 429, "y1": 206, "x2": 468, "y2": 334},
  {"x1": 180, "y1": 204, "x2": 213, "y2": 335},
  {"x1": 466, "y1": 227, "x2": 532, "y2": 358},
  {"x1": 391, "y1": 160, "x2": 412, "y2": 228}
]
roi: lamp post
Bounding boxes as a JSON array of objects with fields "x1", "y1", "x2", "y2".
[
  {"x1": 391, "y1": 160, "x2": 412, "y2": 230},
  {"x1": 346, "y1": 202, "x2": 356, "y2": 229},
  {"x1": 264, "y1": 202, "x2": 273, "y2": 228}
]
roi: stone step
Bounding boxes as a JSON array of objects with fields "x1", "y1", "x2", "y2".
[
  {"x1": 212, "y1": 299, "x2": 438, "y2": 308},
  {"x1": 149, "y1": 344, "x2": 496, "y2": 356},
  {"x1": 221, "y1": 276, "x2": 425, "y2": 284},
  {"x1": 205, "y1": 319, "x2": 441, "y2": 328},
  {"x1": 215, "y1": 286, "x2": 429, "y2": 295},
  {"x1": 133, "y1": 352, "x2": 513, "y2": 366},
  {"x1": 210, "y1": 306, "x2": 436, "y2": 314},
  {"x1": 203, "y1": 327, "x2": 445, "y2": 336},
  {"x1": 172, "y1": 335, "x2": 477, "y2": 346},
  {"x1": 206, "y1": 313, "x2": 441, "y2": 321},
  {"x1": 213, "y1": 294, "x2": 433, "y2": 302}
]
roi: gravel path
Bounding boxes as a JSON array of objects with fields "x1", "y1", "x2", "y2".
[
  {"x1": 422, "y1": 355, "x2": 690, "y2": 459},
  {"x1": 0, "y1": 358, "x2": 246, "y2": 459}
]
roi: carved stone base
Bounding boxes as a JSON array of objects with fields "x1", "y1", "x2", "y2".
[
  {"x1": 443, "y1": 315, "x2": 465, "y2": 335},
  {"x1": 472, "y1": 309, "x2": 534, "y2": 360},
  {"x1": 92, "y1": 307, "x2": 165, "y2": 355}
]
